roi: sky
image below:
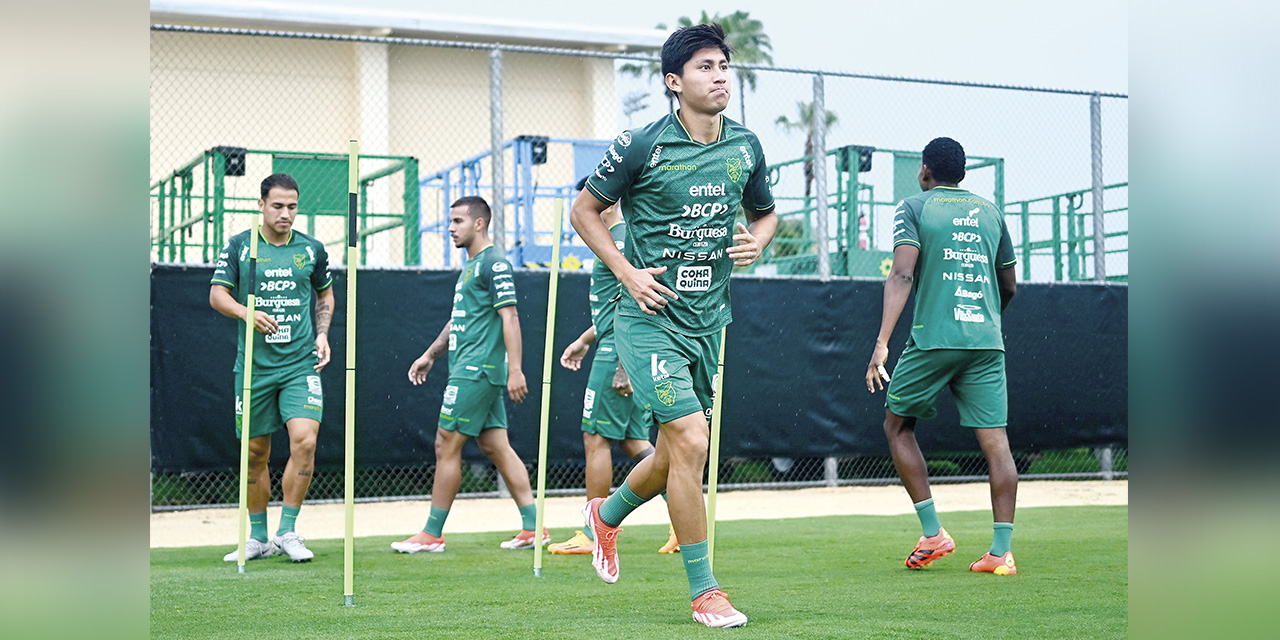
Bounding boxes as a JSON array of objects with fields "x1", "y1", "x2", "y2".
[{"x1": 265, "y1": 0, "x2": 1128, "y2": 94}]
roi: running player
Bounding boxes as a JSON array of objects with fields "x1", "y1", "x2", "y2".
[
  {"x1": 549, "y1": 177, "x2": 679, "y2": 556},
  {"x1": 569, "y1": 23, "x2": 777, "y2": 628},
  {"x1": 210, "y1": 172, "x2": 334, "y2": 563},
  {"x1": 865, "y1": 137, "x2": 1020, "y2": 575},
  {"x1": 391, "y1": 196, "x2": 547, "y2": 554}
]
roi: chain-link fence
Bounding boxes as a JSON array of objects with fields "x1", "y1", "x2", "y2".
[
  {"x1": 151, "y1": 446, "x2": 1128, "y2": 511},
  {"x1": 150, "y1": 24, "x2": 1127, "y2": 510}
]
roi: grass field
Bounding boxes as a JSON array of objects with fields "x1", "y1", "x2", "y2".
[{"x1": 151, "y1": 506, "x2": 1127, "y2": 639}]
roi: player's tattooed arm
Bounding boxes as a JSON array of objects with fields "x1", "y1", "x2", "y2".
[
  {"x1": 314, "y1": 298, "x2": 333, "y2": 336},
  {"x1": 313, "y1": 287, "x2": 336, "y2": 371},
  {"x1": 409, "y1": 321, "x2": 451, "y2": 385}
]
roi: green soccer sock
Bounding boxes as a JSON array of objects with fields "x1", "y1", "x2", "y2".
[
  {"x1": 249, "y1": 511, "x2": 268, "y2": 543},
  {"x1": 276, "y1": 505, "x2": 301, "y2": 537},
  {"x1": 599, "y1": 482, "x2": 649, "y2": 527},
  {"x1": 679, "y1": 539, "x2": 719, "y2": 600},
  {"x1": 518, "y1": 503, "x2": 537, "y2": 531},
  {"x1": 990, "y1": 522, "x2": 1014, "y2": 556},
  {"x1": 424, "y1": 506, "x2": 449, "y2": 538},
  {"x1": 914, "y1": 498, "x2": 941, "y2": 537}
]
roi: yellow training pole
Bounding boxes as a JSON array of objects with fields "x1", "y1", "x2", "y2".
[
  {"x1": 533, "y1": 197, "x2": 566, "y2": 577},
  {"x1": 705, "y1": 326, "x2": 728, "y2": 569},
  {"x1": 236, "y1": 211, "x2": 262, "y2": 574},
  {"x1": 343, "y1": 140, "x2": 358, "y2": 607}
]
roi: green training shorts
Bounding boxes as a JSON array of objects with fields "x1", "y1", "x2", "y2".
[
  {"x1": 582, "y1": 333, "x2": 653, "y2": 441},
  {"x1": 439, "y1": 376, "x2": 508, "y2": 437},
  {"x1": 614, "y1": 314, "x2": 719, "y2": 425},
  {"x1": 234, "y1": 361, "x2": 323, "y2": 439},
  {"x1": 885, "y1": 341, "x2": 1008, "y2": 428}
]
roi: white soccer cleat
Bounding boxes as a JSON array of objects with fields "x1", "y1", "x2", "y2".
[
  {"x1": 691, "y1": 589, "x2": 749, "y2": 628},
  {"x1": 222, "y1": 538, "x2": 277, "y2": 562},
  {"x1": 499, "y1": 528, "x2": 550, "y2": 550},
  {"x1": 391, "y1": 532, "x2": 446, "y2": 554},
  {"x1": 272, "y1": 532, "x2": 315, "y2": 562},
  {"x1": 584, "y1": 497, "x2": 621, "y2": 583}
]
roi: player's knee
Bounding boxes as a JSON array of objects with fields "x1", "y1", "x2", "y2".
[
  {"x1": 247, "y1": 439, "x2": 271, "y2": 466},
  {"x1": 665, "y1": 434, "x2": 708, "y2": 468},
  {"x1": 476, "y1": 438, "x2": 501, "y2": 458},
  {"x1": 882, "y1": 411, "x2": 913, "y2": 437},
  {"x1": 291, "y1": 432, "x2": 317, "y2": 461}
]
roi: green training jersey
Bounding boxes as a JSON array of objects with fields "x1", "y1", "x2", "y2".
[
  {"x1": 589, "y1": 221, "x2": 628, "y2": 341},
  {"x1": 449, "y1": 245, "x2": 517, "y2": 384},
  {"x1": 211, "y1": 229, "x2": 333, "y2": 372},
  {"x1": 892, "y1": 186, "x2": 1017, "y2": 350},
  {"x1": 585, "y1": 111, "x2": 775, "y2": 336}
]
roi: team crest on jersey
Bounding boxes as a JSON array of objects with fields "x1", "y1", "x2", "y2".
[
  {"x1": 293, "y1": 253, "x2": 307, "y2": 269},
  {"x1": 726, "y1": 156, "x2": 742, "y2": 183},
  {"x1": 655, "y1": 380, "x2": 676, "y2": 406}
]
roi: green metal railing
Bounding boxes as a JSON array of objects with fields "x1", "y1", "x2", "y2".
[
  {"x1": 150, "y1": 147, "x2": 419, "y2": 265},
  {"x1": 756, "y1": 147, "x2": 1003, "y2": 278},
  {"x1": 1006, "y1": 183, "x2": 1128, "y2": 282}
]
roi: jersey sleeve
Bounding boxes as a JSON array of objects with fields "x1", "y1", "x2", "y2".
[
  {"x1": 742, "y1": 136, "x2": 776, "y2": 215},
  {"x1": 488, "y1": 255, "x2": 517, "y2": 309},
  {"x1": 892, "y1": 199, "x2": 920, "y2": 249},
  {"x1": 996, "y1": 216, "x2": 1017, "y2": 269},
  {"x1": 311, "y1": 241, "x2": 334, "y2": 291},
  {"x1": 584, "y1": 130, "x2": 647, "y2": 205},
  {"x1": 210, "y1": 236, "x2": 241, "y2": 289}
]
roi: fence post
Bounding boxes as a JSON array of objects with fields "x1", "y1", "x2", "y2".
[
  {"x1": 496, "y1": 472, "x2": 511, "y2": 499},
  {"x1": 1090, "y1": 93, "x2": 1106, "y2": 281},
  {"x1": 489, "y1": 47, "x2": 506, "y2": 254},
  {"x1": 823, "y1": 457, "x2": 838, "y2": 487},
  {"x1": 1096, "y1": 445, "x2": 1114, "y2": 481},
  {"x1": 812, "y1": 74, "x2": 830, "y2": 279}
]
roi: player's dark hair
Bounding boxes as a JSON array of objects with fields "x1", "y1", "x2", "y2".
[
  {"x1": 260, "y1": 173, "x2": 300, "y2": 199},
  {"x1": 922, "y1": 137, "x2": 966, "y2": 184},
  {"x1": 575, "y1": 176, "x2": 589, "y2": 192},
  {"x1": 451, "y1": 195, "x2": 492, "y2": 226},
  {"x1": 661, "y1": 23, "x2": 733, "y2": 97}
]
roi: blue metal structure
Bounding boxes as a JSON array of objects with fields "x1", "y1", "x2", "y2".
[{"x1": 418, "y1": 137, "x2": 609, "y2": 268}]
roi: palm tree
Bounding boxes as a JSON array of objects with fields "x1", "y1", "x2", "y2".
[
  {"x1": 716, "y1": 10, "x2": 773, "y2": 125},
  {"x1": 618, "y1": 56, "x2": 672, "y2": 114},
  {"x1": 619, "y1": 11, "x2": 773, "y2": 121},
  {"x1": 775, "y1": 101, "x2": 839, "y2": 198},
  {"x1": 621, "y1": 90, "x2": 649, "y2": 125}
]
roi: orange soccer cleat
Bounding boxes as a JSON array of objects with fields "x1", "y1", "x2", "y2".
[
  {"x1": 905, "y1": 527, "x2": 955, "y2": 569},
  {"x1": 970, "y1": 551, "x2": 1018, "y2": 575}
]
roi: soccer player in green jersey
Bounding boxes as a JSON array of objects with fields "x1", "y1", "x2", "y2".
[
  {"x1": 210, "y1": 173, "x2": 335, "y2": 563},
  {"x1": 865, "y1": 137, "x2": 1021, "y2": 575},
  {"x1": 569, "y1": 24, "x2": 777, "y2": 628},
  {"x1": 392, "y1": 196, "x2": 546, "y2": 554},
  {"x1": 548, "y1": 177, "x2": 680, "y2": 557}
]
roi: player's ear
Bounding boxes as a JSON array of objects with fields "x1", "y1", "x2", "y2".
[{"x1": 665, "y1": 72, "x2": 681, "y2": 95}]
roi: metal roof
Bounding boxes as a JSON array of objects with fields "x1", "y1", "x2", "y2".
[{"x1": 150, "y1": 0, "x2": 668, "y2": 51}]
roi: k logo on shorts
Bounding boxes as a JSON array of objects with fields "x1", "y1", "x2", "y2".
[{"x1": 655, "y1": 380, "x2": 676, "y2": 406}]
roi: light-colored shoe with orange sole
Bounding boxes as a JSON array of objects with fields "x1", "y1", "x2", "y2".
[
  {"x1": 548, "y1": 530, "x2": 594, "y2": 554},
  {"x1": 584, "y1": 497, "x2": 621, "y2": 583},
  {"x1": 391, "y1": 531, "x2": 445, "y2": 554},
  {"x1": 905, "y1": 527, "x2": 955, "y2": 569},
  {"x1": 500, "y1": 527, "x2": 551, "y2": 549},
  {"x1": 970, "y1": 551, "x2": 1017, "y2": 575},
  {"x1": 658, "y1": 524, "x2": 680, "y2": 554},
  {"x1": 691, "y1": 589, "x2": 748, "y2": 628}
]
